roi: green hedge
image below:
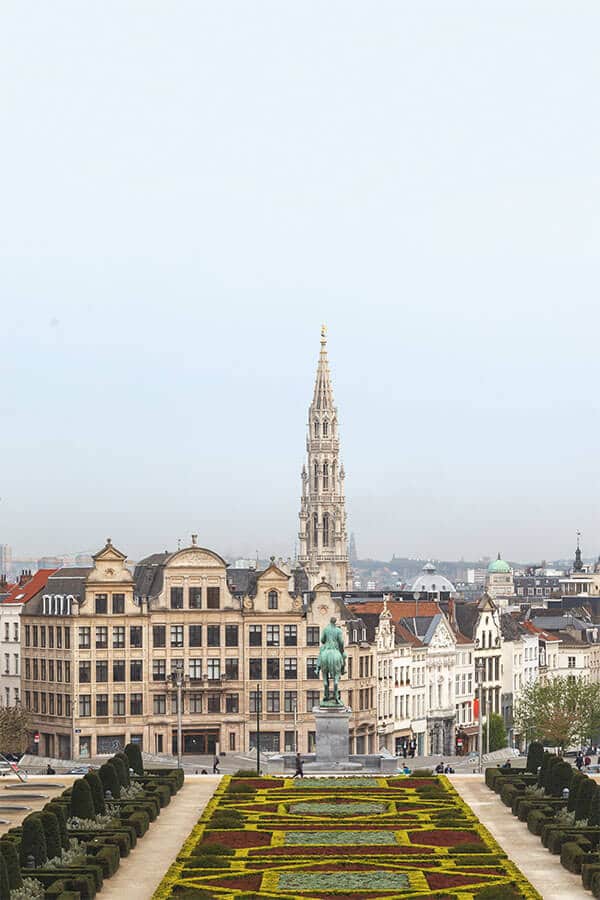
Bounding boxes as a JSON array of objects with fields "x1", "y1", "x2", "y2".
[{"x1": 561, "y1": 838, "x2": 593, "y2": 873}]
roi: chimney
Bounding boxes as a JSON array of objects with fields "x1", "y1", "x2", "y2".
[
  {"x1": 0, "y1": 574, "x2": 7, "y2": 590},
  {"x1": 19, "y1": 570, "x2": 32, "y2": 586},
  {"x1": 448, "y1": 596, "x2": 455, "y2": 626}
]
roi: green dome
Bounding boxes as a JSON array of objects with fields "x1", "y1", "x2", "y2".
[{"x1": 488, "y1": 554, "x2": 510, "y2": 574}]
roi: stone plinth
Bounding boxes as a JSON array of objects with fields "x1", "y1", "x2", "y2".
[{"x1": 305, "y1": 705, "x2": 358, "y2": 771}]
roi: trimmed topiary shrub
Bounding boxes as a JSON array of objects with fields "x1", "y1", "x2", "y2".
[
  {"x1": 561, "y1": 837, "x2": 593, "y2": 874},
  {"x1": 20, "y1": 814, "x2": 48, "y2": 867},
  {"x1": 543, "y1": 754, "x2": 561, "y2": 793},
  {"x1": 526, "y1": 740, "x2": 545, "y2": 775},
  {"x1": 40, "y1": 809, "x2": 62, "y2": 860},
  {"x1": 590, "y1": 785, "x2": 600, "y2": 827},
  {"x1": 576, "y1": 776, "x2": 596, "y2": 822},
  {"x1": 84, "y1": 771, "x2": 106, "y2": 816},
  {"x1": 568, "y1": 771, "x2": 587, "y2": 813},
  {"x1": 125, "y1": 742, "x2": 144, "y2": 775},
  {"x1": 550, "y1": 760, "x2": 572, "y2": 797},
  {"x1": 0, "y1": 839, "x2": 22, "y2": 890},
  {"x1": 111, "y1": 755, "x2": 129, "y2": 788},
  {"x1": 99, "y1": 762, "x2": 121, "y2": 799},
  {"x1": 114, "y1": 753, "x2": 131, "y2": 787},
  {"x1": 48, "y1": 801, "x2": 69, "y2": 851},
  {"x1": 0, "y1": 852, "x2": 9, "y2": 900},
  {"x1": 70, "y1": 777, "x2": 96, "y2": 820}
]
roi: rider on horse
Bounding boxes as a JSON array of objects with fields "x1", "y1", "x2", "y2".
[{"x1": 315, "y1": 617, "x2": 347, "y2": 705}]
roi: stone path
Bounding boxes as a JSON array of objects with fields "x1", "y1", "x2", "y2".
[
  {"x1": 451, "y1": 775, "x2": 589, "y2": 900},
  {"x1": 100, "y1": 775, "x2": 221, "y2": 900}
]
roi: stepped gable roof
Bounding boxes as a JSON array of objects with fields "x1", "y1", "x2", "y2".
[
  {"x1": 133, "y1": 552, "x2": 171, "y2": 599},
  {"x1": 1, "y1": 569, "x2": 58, "y2": 605}
]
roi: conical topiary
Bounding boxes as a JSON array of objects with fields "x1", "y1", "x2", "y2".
[
  {"x1": 111, "y1": 755, "x2": 129, "y2": 788},
  {"x1": 84, "y1": 770, "x2": 106, "y2": 815},
  {"x1": 550, "y1": 760, "x2": 572, "y2": 797},
  {"x1": 19, "y1": 814, "x2": 47, "y2": 868},
  {"x1": 568, "y1": 771, "x2": 586, "y2": 813},
  {"x1": 48, "y1": 802, "x2": 69, "y2": 850},
  {"x1": 526, "y1": 741, "x2": 545, "y2": 775},
  {"x1": 0, "y1": 839, "x2": 22, "y2": 890},
  {"x1": 70, "y1": 777, "x2": 96, "y2": 820},
  {"x1": 99, "y1": 761, "x2": 121, "y2": 799},
  {"x1": 543, "y1": 755, "x2": 560, "y2": 793},
  {"x1": 0, "y1": 851, "x2": 9, "y2": 900},
  {"x1": 40, "y1": 810, "x2": 62, "y2": 860},
  {"x1": 575, "y1": 775, "x2": 596, "y2": 822},
  {"x1": 537, "y1": 752, "x2": 551, "y2": 788},
  {"x1": 589, "y1": 784, "x2": 600, "y2": 827},
  {"x1": 125, "y1": 742, "x2": 144, "y2": 775},
  {"x1": 114, "y1": 752, "x2": 131, "y2": 786}
]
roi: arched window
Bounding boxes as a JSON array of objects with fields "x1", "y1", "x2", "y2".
[
  {"x1": 322, "y1": 462, "x2": 329, "y2": 491},
  {"x1": 323, "y1": 420, "x2": 328, "y2": 436},
  {"x1": 323, "y1": 513, "x2": 330, "y2": 547},
  {"x1": 313, "y1": 462, "x2": 319, "y2": 491},
  {"x1": 305, "y1": 521, "x2": 310, "y2": 550},
  {"x1": 268, "y1": 590, "x2": 278, "y2": 610},
  {"x1": 314, "y1": 420, "x2": 320, "y2": 437},
  {"x1": 313, "y1": 513, "x2": 318, "y2": 546}
]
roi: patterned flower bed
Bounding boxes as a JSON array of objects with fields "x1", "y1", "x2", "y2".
[{"x1": 154, "y1": 775, "x2": 541, "y2": 899}]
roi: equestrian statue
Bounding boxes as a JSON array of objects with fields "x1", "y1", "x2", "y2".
[{"x1": 315, "y1": 617, "x2": 347, "y2": 706}]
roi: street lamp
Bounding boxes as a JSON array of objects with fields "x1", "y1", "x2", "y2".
[
  {"x1": 168, "y1": 662, "x2": 188, "y2": 768},
  {"x1": 475, "y1": 659, "x2": 485, "y2": 774},
  {"x1": 255, "y1": 683, "x2": 262, "y2": 776}
]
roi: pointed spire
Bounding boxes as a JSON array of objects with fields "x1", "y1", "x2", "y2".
[
  {"x1": 312, "y1": 324, "x2": 334, "y2": 411},
  {"x1": 574, "y1": 530, "x2": 583, "y2": 572}
]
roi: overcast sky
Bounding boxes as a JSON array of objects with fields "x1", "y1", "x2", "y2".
[{"x1": 2, "y1": 2, "x2": 600, "y2": 564}]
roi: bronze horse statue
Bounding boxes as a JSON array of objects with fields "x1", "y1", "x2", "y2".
[{"x1": 315, "y1": 617, "x2": 347, "y2": 705}]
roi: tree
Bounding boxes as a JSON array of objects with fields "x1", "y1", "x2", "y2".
[
  {"x1": 84, "y1": 771, "x2": 106, "y2": 815},
  {"x1": 70, "y1": 778, "x2": 95, "y2": 820},
  {"x1": 111, "y1": 755, "x2": 129, "y2": 788},
  {"x1": 125, "y1": 742, "x2": 144, "y2": 776},
  {"x1": 40, "y1": 810, "x2": 61, "y2": 860},
  {"x1": 483, "y1": 713, "x2": 507, "y2": 753},
  {"x1": 514, "y1": 676, "x2": 600, "y2": 750},
  {"x1": 0, "y1": 840, "x2": 22, "y2": 890},
  {"x1": 0, "y1": 852, "x2": 9, "y2": 900},
  {"x1": 550, "y1": 760, "x2": 572, "y2": 797},
  {"x1": 114, "y1": 752, "x2": 131, "y2": 787},
  {"x1": 99, "y1": 761, "x2": 121, "y2": 799},
  {"x1": 0, "y1": 706, "x2": 32, "y2": 754},
  {"x1": 526, "y1": 741, "x2": 545, "y2": 775},
  {"x1": 19, "y1": 814, "x2": 47, "y2": 868}
]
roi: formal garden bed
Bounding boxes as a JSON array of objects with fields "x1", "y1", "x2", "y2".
[
  {"x1": 0, "y1": 743, "x2": 184, "y2": 899},
  {"x1": 153, "y1": 772, "x2": 539, "y2": 899},
  {"x1": 485, "y1": 740, "x2": 600, "y2": 897}
]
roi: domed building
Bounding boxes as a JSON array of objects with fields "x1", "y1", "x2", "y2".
[
  {"x1": 485, "y1": 553, "x2": 515, "y2": 604},
  {"x1": 410, "y1": 562, "x2": 456, "y2": 600}
]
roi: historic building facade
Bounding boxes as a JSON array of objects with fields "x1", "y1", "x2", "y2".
[
  {"x1": 297, "y1": 327, "x2": 351, "y2": 590},
  {"x1": 21, "y1": 539, "x2": 377, "y2": 760}
]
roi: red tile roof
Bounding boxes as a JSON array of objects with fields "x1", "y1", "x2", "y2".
[
  {"x1": 1, "y1": 569, "x2": 58, "y2": 604},
  {"x1": 347, "y1": 599, "x2": 443, "y2": 622}
]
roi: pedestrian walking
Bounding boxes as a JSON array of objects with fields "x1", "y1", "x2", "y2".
[
  {"x1": 576, "y1": 752, "x2": 584, "y2": 770},
  {"x1": 213, "y1": 755, "x2": 220, "y2": 774},
  {"x1": 293, "y1": 752, "x2": 304, "y2": 778}
]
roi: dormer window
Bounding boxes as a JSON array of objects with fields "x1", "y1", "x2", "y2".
[{"x1": 268, "y1": 590, "x2": 278, "y2": 610}]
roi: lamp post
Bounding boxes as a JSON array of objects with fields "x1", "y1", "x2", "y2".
[
  {"x1": 169, "y1": 662, "x2": 187, "y2": 769},
  {"x1": 293, "y1": 698, "x2": 298, "y2": 753},
  {"x1": 255, "y1": 683, "x2": 262, "y2": 776},
  {"x1": 476, "y1": 659, "x2": 485, "y2": 774}
]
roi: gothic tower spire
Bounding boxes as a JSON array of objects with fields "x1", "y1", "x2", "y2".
[{"x1": 298, "y1": 326, "x2": 350, "y2": 590}]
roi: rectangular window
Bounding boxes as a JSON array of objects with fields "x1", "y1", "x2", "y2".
[
  {"x1": 130, "y1": 626, "x2": 143, "y2": 648},
  {"x1": 568, "y1": 656, "x2": 576, "y2": 668},
  {"x1": 32, "y1": 625, "x2": 38, "y2": 647},
  {"x1": 189, "y1": 693, "x2": 202, "y2": 713},
  {"x1": 266, "y1": 625, "x2": 280, "y2": 647},
  {"x1": 64, "y1": 627, "x2": 70, "y2": 649},
  {"x1": 170, "y1": 586, "x2": 184, "y2": 609},
  {"x1": 284, "y1": 690, "x2": 297, "y2": 712},
  {"x1": 80, "y1": 694, "x2": 91, "y2": 716},
  {"x1": 96, "y1": 694, "x2": 109, "y2": 716},
  {"x1": 78, "y1": 661, "x2": 91, "y2": 683},
  {"x1": 56, "y1": 659, "x2": 63, "y2": 682},
  {"x1": 189, "y1": 587, "x2": 202, "y2": 609},
  {"x1": 206, "y1": 693, "x2": 220, "y2": 713},
  {"x1": 307, "y1": 626, "x2": 320, "y2": 646},
  {"x1": 95, "y1": 593, "x2": 108, "y2": 614},
  {"x1": 229, "y1": 732, "x2": 236, "y2": 751},
  {"x1": 306, "y1": 658, "x2": 319, "y2": 679},
  {"x1": 130, "y1": 660, "x2": 143, "y2": 681},
  {"x1": 25, "y1": 691, "x2": 31, "y2": 710},
  {"x1": 66, "y1": 694, "x2": 71, "y2": 717},
  {"x1": 56, "y1": 626, "x2": 62, "y2": 648},
  {"x1": 95, "y1": 626, "x2": 108, "y2": 649},
  {"x1": 284, "y1": 658, "x2": 297, "y2": 680},
  {"x1": 113, "y1": 694, "x2": 126, "y2": 716},
  {"x1": 206, "y1": 587, "x2": 220, "y2": 609},
  {"x1": 249, "y1": 658, "x2": 263, "y2": 679},
  {"x1": 189, "y1": 625, "x2": 202, "y2": 647},
  {"x1": 153, "y1": 625, "x2": 166, "y2": 648},
  {"x1": 284, "y1": 730, "x2": 295, "y2": 751},
  {"x1": 207, "y1": 625, "x2": 220, "y2": 647},
  {"x1": 266, "y1": 690, "x2": 280, "y2": 712},
  {"x1": 249, "y1": 690, "x2": 261, "y2": 713},
  {"x1": 225, "y1": 658, "x2": 239, "y2": 680},
  {"x1": 268, "y1": 590, "x2": 278, "y2": 609},
  {"x1": 225, "y1": 625, "x2": 238, "y2": 647},
  {"x1": 33, "y1": 691, "x2": 39, "y2": 712},
  {"x1": 65, "y1": 661, "x2": 71, "y2": 683},
  {"x1": 33, "y1": 659, "x2": 39, "y2": 680},
  {"x1": 40, "y1": 626, "x2": 46, "y2": 648},
  {"x1": 284, "y1": 625, "x2": 297, "y2": 646},
  {"x1": 56, "y1": 693, "x2": 63, "y2": 716},
  {"x1": 307, "y1": 690, "x2": 320, "y2": 710},
  {"x1": 226, "y1": 693, "x2": 239, "y2": 713},
  {"x1": 41, "y1": 692, "x2": 46, "y2": 714},
  {"x1": 249, "y1": 625, "x2": 262, "y2": 647},
  {"x1": 112, "y1": 593, "x2": 125, "y2": 614},
  {"x1": 130, "y1": 693, "x2": 143, "y2": 716},
  {"x1": 189, "y1": 658, "x2": 202, "y2": 680},
  {"x1": 25, "y1": 658, "x2": 31, "y2": 680},
  {"x1": 153, "y1": 660, "x2": 166, "y2": 681},
  {"x1": 153, "y1": 694, "x2": 166, "y2": 715},
  {"x1": 78, "y1": 627, "x2": 90, "y2": 649},
  {"x1": 25, "y1": 625, "x2": 31, "y2": 648},
  {"x1": 267, "y1": 658, "x2": 280, "y2": 679},
  {"x1": 170, "y1": 625, "x2": 184, "y2": 648},
  {"x1": 48, "y1": 692, "x2": 54, "y2": 715},
  {"x1": 207, "y1": 658, "x2": 221, "y2": 680},
  {"x1": 96, "y1": 661, "x2": 108, "y2": 683},
  {"x1": 113, "y1": 660, "x2": 126, "y2": 682},
  {"x1": 48, "y1": 626, "x2": 53, "y2": 648},
  {"x1": 40, "y1": 659, "x2": 46, "y2": 681},
  {"x1": 113, "y1": 626, "x2": 125, "y2": 649}
]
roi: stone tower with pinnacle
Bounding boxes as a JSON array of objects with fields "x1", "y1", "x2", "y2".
[{"x1": 298, "y1": 326, "x2": 350, "y2": 590}]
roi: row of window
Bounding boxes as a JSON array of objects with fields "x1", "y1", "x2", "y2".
[
  {"x1": 2, "y1": 623, "x2": 19, "y2": 642},
  {"x1": 93, "y1": 593, "x2": 125, "y2": 614},
  {"x1": 24, "y1": 658, "x2": 71, "y2": 683},
  {"x1": 24, "y1": 624, "x2": 70, "y2": 649},
  {"x1": 168, "y1": 586, "x2": 220, "y2": 610},
  {"x1": 24, "y1": 691, "x2": 72, "y2": 716}
]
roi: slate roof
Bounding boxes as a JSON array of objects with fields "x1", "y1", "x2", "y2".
[
  {"x1": 133, "y1": 553, "x2": 172, "y2": 599},
  {"x1": 22, "y1": 567, "x2": 91, "y2": 616},
  {"x1": 452, "y1": 601, "x2": 479, "y2": 640}
]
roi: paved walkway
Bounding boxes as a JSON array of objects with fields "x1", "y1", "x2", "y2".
[
  {"x1": 100, "y1": 775, "x2": 221, "y2": 900},
  {"x1": 451, "y1": 775, "x2": 589, "y2": 900}
]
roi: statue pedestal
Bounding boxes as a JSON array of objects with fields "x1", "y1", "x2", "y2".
[{"x1": 304, "y1": 705, "x2": 361, "y2": 771}]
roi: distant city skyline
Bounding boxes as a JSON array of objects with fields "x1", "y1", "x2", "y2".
[{"x1": 3, "y1": 4, "x2": 600, "y2": 561}]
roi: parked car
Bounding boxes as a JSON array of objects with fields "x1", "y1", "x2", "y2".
[{"x1": 68, "y1": 765, "x2": 94, "y2": 774}]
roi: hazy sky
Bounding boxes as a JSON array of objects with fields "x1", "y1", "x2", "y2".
[{"x1": 2, "y1": 2, "x2": 600, "y2": 564}]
